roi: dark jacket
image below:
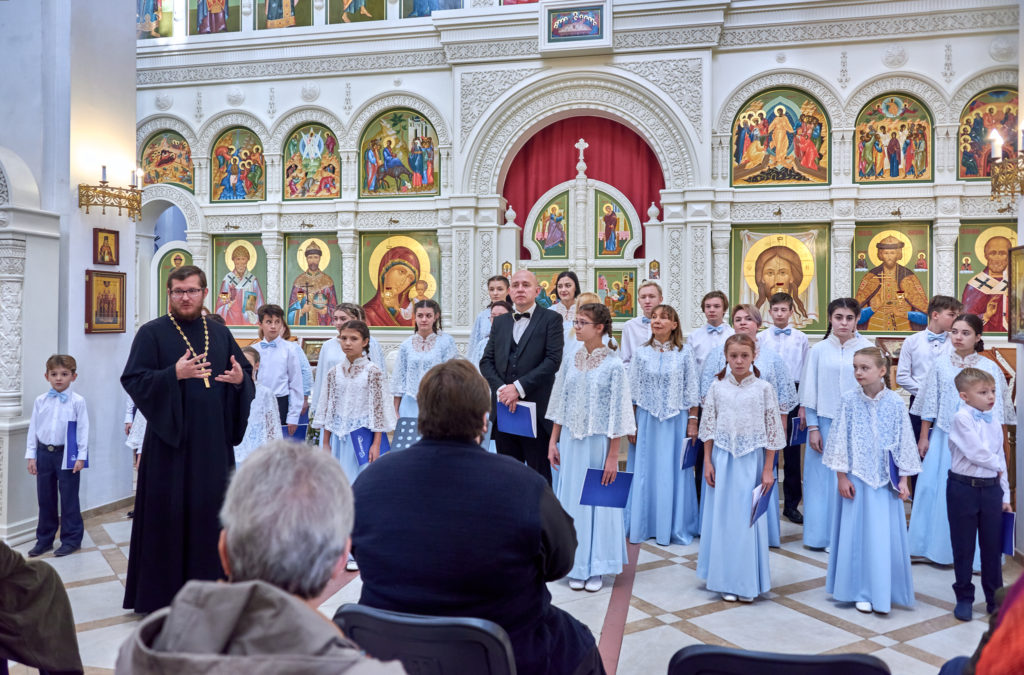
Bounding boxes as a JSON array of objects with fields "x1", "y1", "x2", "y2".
[{"x1": 351, "y1": 439, "x2": 598, "y2": 675}]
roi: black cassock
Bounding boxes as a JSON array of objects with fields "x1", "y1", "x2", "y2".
[{"x1": 120, "y1": 314, "x2": 254, "y2": 613}]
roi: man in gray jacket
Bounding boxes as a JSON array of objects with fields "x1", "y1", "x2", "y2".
[{"x1": 116, "y1": 440, "x2": 403, "y2": 674}]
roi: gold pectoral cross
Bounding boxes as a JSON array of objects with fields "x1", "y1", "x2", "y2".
[{"x1": 203, "y1": 376, "x2": 211, "y2": 389}]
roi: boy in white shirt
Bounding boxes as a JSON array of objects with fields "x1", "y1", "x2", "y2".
[
  {"x1": 255, "y1": 304, "x2": 303, "y2": 436},
  {"x1": 688, "y1": 290, "x2": 734, "y2": 374},
  {"x1": 757, "y1": 292, "x2": 809, "y2": 524},
  {"x1": 947, "y1": 367, "x2": 1012, "y2": 620},
  {"x1": 619, "y1": 281, "x2": 662, "y2": 364},
  {"x1": 26, "y1": 355, "x2": 89, "y2": 557}
]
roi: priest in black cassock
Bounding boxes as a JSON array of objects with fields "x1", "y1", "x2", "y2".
[{"x1": 121, "y1": 265, "x2": 254, "y2": 614}]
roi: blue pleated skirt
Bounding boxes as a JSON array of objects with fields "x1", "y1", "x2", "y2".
[
  {"x1": 803, "y1": 416, "x2": 837, "y2": 549},
  {"x1": 555, "y1": 434, "x2": 628, "y2": 580},
  {"x1": 330, "y1": 432, "x2": 366, "y2": 486},
  {"x1": 398, "y1": 394, "x2": 419, "y2": 419},
  {"x1": 826, "y1": 475, "x2": 914, "y2": 613},
  {"x1": 625, "y1": 409, "x2": 699, "y2": 545},
  {"x1": 697, "y1": 447, "x2": 772, "y2": 598}
]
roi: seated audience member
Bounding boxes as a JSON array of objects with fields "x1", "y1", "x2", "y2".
[
  {"x1": 0, "y1": 541, "x2": 83, "y2": 674},
  {"x1": 939, "y1": 573, "x2": 1024, "y2": 675},
  {"x1": 117, "y1": 440, "x2": 403, "y2": 674},
  {"x1": 352, "y1": 360, "x2": 605, "y2": 675}
]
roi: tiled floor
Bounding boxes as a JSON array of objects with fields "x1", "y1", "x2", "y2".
[{"x1": 8, "y1": 509, "x2": 1018, "y2": 674}]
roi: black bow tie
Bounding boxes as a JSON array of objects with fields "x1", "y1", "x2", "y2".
[{"x1": 514, "y1": 312, "x2": 531, "y2": 321}]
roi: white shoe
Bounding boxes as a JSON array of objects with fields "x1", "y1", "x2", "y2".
[
  {"x1": 584, "y1": 575, "x2": 603, "y2": 592},
  {"x1": 346, "y1": 558, "x2": 359, "y2": 572},
  {"x1": 568, "y1": 578, "x2": 585, "y2": 590},
  {"x1": 855, "y1": 601, "x2": 872, "y2": 613},
  {"x1": 738, "y1": 596, "x2": 755, "y2": 603},
  {"x1": 722, "y1": 593, "x2": 738, "y2": 602}
]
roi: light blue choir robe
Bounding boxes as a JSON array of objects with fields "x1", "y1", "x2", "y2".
[
  {"x1": 697, "y1": 373, "x2": 785, "y2": 599},
  {"x1": 908, "y1": 352, "x2": 1013, "y2": 565},
  {"x1": 799, "y1": 333, "x2": 874, "y2": 548},
  {"x1": 390, "y1": 332, "x2": 458, "y2": 418},
  {"x1": 469, "y1": 308, "x2": 492, "y2": 358},
  {"x1": 234, "y1": 383, "x2": 283, "y2": 464},
  {"x1": 823, "y1": 388, "x2": 921, "y2": 613},
  {"x1": 625, "y1": 341, "x2": 700, "y2": 545},
  {"x1": 546, "y1": 346, "x2": 635, "y2": 581}
]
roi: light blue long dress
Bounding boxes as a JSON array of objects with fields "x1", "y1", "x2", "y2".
[
  {"x1": 390, "y1": 332, "x2": 458, "y2": 419},
  {"x1": 312, "y1": 356, "x2": 396, "y2": 484},
  {"x1": 823, "y1": 388, "x2": 922, "y2": 613},
  {"x1": 908, "y1": 352, "x2": 1013, "y2": 565},
  {"x1": 696, "y1": 373, "x2": 786, "y2": 599},
  {"x1": 699, "y1": 342, "x2": 798, "y2": 547},
  {"x1": 800, "y1": 332, "x2": 874, "y2": 549},
  {"x1": 234, "y1": 383, "x2": 283, "y2": 464},
  {"x1": 626, "y1": 341, "x2": 700, "y2": 545},
  {"x1": 546, "y1": 346, "x2": 636, "y2": 581},
  {"x1": 309, "y1": 335, "x2": 386, "y2": 426}
]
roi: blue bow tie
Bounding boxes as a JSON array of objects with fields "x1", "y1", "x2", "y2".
[
  {"x1": 927, "y1": 332, "x2": 947, "y2": 344},
  {"x1": 47, "y1": 389, "x2": 68, "y2": 403},
  {"x1": 641, "y1": 317, "x2": 651, "y2": 325},
  {"x1": 706, "y1": 325, "x2": 724, "y2": 335},
  {"x1": 773, "y1": 327, "x2": 792, "y2": 336},
  {"x1": 260, "y1": 341, "x2": 277, "y2": 349},
  {"x1": 972, "y1": 408, "x2": 993, "y2": 423}
]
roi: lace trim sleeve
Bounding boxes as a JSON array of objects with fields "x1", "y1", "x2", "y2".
[
  {"x1": 368, "y1": 366, "x2": 397, "y2": 432},
  {"x1": 762, "y1": 384, "x2": 786, "y2": 450}
]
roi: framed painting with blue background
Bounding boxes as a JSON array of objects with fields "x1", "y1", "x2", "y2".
[
  {"x1": 283, "y1": 124, "x2": 341, "y2": 200},
  {"x1": 958, "y1": 88, "x2": 1018, "y2": 181},
  {"x1": 210, "y1": 127, "x2": 266, "y2": 203},
  {"x1": 853, "y1": 93, "x2": 933, "y2": 184}
]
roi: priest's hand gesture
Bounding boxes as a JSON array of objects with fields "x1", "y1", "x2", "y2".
[
  {"x1": 176, "y1": 350, "x2": 211, "y2": 381},
  {"x1": 215, "y1": 355, "x2": 245, "y2": 386}
]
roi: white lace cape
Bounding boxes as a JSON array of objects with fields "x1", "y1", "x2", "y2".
[
  {"x1": 628, "y1": 343, "x2": 699, "y2": 421},
  {"x1": 909, "y1": 353, "x2": 1015, "y2": 432},
  {"x1": 313, "y1": 358, "x2": 396, "y2": 435},
  {"x1": 698, "y1": 373, "x2": 786, "y2": 457},
  {"x1": 546, "y1": 347, "x2": 637, "y2": 440},
  {"x1": 390, "y1": 332, "x2": 458, "y2": 399}
]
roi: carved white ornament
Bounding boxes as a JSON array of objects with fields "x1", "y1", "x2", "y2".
[
  {"x1": 266, "y1": 107, "x2": 344, "y2": 155},
  {"x1": 882, "y1": 45, "x2": 908, "y2": 69},
  {"x1": 775, "y1": 52, "x2": 786, "y2": 64},
  {"x1": 0, "y1": 236, "x2": 26, "y2": 396},
  {"x1": 455, "y1": 230, "x2": 471, "y2": 326},
  {"x1": 443, "y1": 40, "x2": 539, "y2": 63},
  {"x1": 155, "y1": 93, "x2": 173, "y2": 111},
  {"x1": 839, "y1": 75, "x2": 948, "y2": 127},
  {"x1": 0, "y1": 166, "x2": 9, "y2": 205},
  {"x1": 990, "y1": 37, "x2": 1016, "y2": 63},
  {"x1": 854, "y1": 199, "x2": 934, "y2": 219},
  {"x1": 961, "y1": 197, "x2": 1008, "y2": 217},
  {"x1": 142, "y1": 184, "x2": 203, "y2": 231},
  {"x1": 831, "y1": 225, "x2": 855, "y2": 299},
  {"x1": 197, "y1": 112, "x2": 270, "y2": 154},
  {"x1": 267, "y1": 87, "x2": 276, "y2": 119},
  {"x1": 137, "y1": 115, "x2": 199, "y2": 155},
  {"x1": 459, "y1": 68, "x2": 543, "y2": 146},
  {"x1": 344, "y1": 82, "x2": 352, "y2": 114},
  {"x1": 834, "y1": 200, "x2": 854, "y2": 218},
  {"x1": 614, "y1": 27, "x2": 720, "y2": 50},
  {"x1": 194, "y1": 91, "x2": 203, "y2": 124},
  {"x1": 355, "y1": 211, "x2": 438, "y2": 230},
  {"x1": 838, "y1": 51, "x2": 850, "y2": 89},
  {"x1": 301, "y1": 81, "x2": 320, "y2": 102},
  {"x1": 943, "y1": 44, "x2": 956, "y2": 83},
  {"x1": 226, "y1": 87, "x2": 245, "y2": 106},
  {"x1": 280, "y1": 213, "x2": 337, "y2": 231},
  {"x1": 343, "y1": 93, "x2": 451, "y2": 147},
  {"x1": 951, "y1": 70, "x2": 1018, "y2": 124},
  {"x1": 731, "y1": 201, "x2": 831, "y2": 221},
  {"x1": 715, "y1": 72, "x2": 841, "y2": 138},
  {"x1": 206, "y1": 215, "x2": 261, "y2": 232},
  {"x1": 617, "y1": 58, "x2": 704, "y2": 141},
  {"x1": 647, "y1": 202, "x2": 660, "y2": 223},
  {"x1": 685, "y1": 227, "x2": 704, "y2": 328}
]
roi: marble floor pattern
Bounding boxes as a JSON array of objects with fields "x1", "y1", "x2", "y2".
[{"x1": 8, "y1": 509, "x2": 1020, "y2": 674}]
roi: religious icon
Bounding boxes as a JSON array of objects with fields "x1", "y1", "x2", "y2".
[
  {"x1": 285, "y1": 236, "x2": 340, "y2": 327},
  {"x1": 211, "y1": 127, "x2": 265, "y2": 202},
  {"x1": 213, "y1": 237, "x2": 267, "y2": 326},
  {"x1": 958, "y1": 88, "x2": 1018, "y2": 180},
  {"x1": 141, "y1": 130, "x2": 194, "y2": 192},
  {"x1": 301, "y1": 337, "x2": 328, "y2": 365},
  {"x1": 257, "y1": 0, "x2": 312, "y2": 28},
  {"x1": 855, "y1": 252, "x2": 868, "y2": 269},
  {"x1": 1007, "y1": 245, "x2": 1024, "y2": 344},
  {"x1": 283, "y1": 124, "x2": 341, "y2": 200},
  {"x1": 328, "y1": 0, "x2": 385, "y2": 22},
  {"x1": 530, "y1": 269, "x2": 567, "y2": 309},
  {"x1": 137, "y1": 0, "x2": 172, "y2": 39},
  {"x1": 93, "y1": 229, "x2": 119, "y2": 266},
  {"x1": 360, "y1": 233, "x2": 440, "y2": 327},
  {"x1": 854, "y1": 93, "x2": 933, "y2": 184},
  {"x1": 734, "y1": 228, "x2": 827, "y2": 331},
  {"x1": 853, "y1": 225, "x2": 930, "y2": 333},
  {"x1": 595, "y1": 191, "x2": 632, "y2": 258},
  {"x1": 547, "y1": 6, "x2": 604, "y2": 41},
  {"x1": 402, "y1": 0, "x2": 462, "y2": 18},
  {"x1": 158, "y1": 248, "x2": 193, "y2": 316},
  {"x1": 594, "y1": 268, "x2": 637, "y2": 319},
  {"x1": 501, "y1": 261, "x2": 513, "y2": 278},
  {"x1": 85, "y1": 271, "x2": 126, "y2": 333},
  {"x1": 915, "y1": 252, "x2": 928, "y2": 270},
  {"x1": 957, "y1": 224, "x2": 1017, "y2": 333},
  {"x1": 648, "y1": 260, "x2": 660, "y2": 280},
  {"x1": 532, "y1": 192, "x2": 569, "y2": 259},
  {"x1": 191, "y1": 0, "x2": 239, "y2": 35},
  {"x1": 359, "y1": 109, "x2": 440, "y2": 198}
]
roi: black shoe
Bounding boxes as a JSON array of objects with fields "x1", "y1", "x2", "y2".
[
  {"x1": 784, "y1": 508, "x2": 804, "y2": 524},
  {"x1": 987, "y1": 602, "x2": 997, "y2": 615},
  {"x1": 954, "y1": 600, "x2": 973, "y2": 621},
  {"x1": 27, "y1": 542, "x2": 52, "y2": 557},
  {"x1": 54, "y1": 544, "x2": 79, "y2": 557},
  {"x1": 126, "y1": 510, "x2": 134, "y2": 519}
]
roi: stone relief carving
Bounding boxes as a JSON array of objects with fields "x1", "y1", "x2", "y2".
[
  {"x1": 990, "y1": 36, "x2": 1016, "y2": 63},
  {"x1": 854, "y1": 199, "x2": 934, "y2": 219},
  {"x1": 617, "y1": 58, "x2": 704, "y2": 142},
  {"x1": 226, "y1": 87, "x2": 245, "y2": 106},
  {"x1": 684, "y1": 227, "x2": 704, "y2": 328},
  {"x1": 301, "y1": 81, "x2": 321, "y2": 102},
  {"x1": 0, "y1": 236, "x2": 26, "y2": 398},
  {"x1": 455, "y1": 230, "x2": 472, "y2": 326},
  {"x1": 838, "y1": 51, "x2": 849, "y2": 89},
  {"x1": 943, "y1": 44, "x2": 956, "y2": 83},
  {"x1": 355, "y1": 211, "x2": 438, "y2": 230},
  {"x1": 343, "y1": 93, "x2": 451, "y2": 147},
  {"x1": 194, "y1": 91, "x2": 203, "y2": 125},
  {"x1": 0, "y1": 166, "x2": 8, "y2": 206},
  {"x1": 205, "y1": 214, "x2": 261, "y2": 232},
  {"x1": 265, "y1": 107, "x2": 344, "y2": 155},
  {"x1": 882, "y1": 45, "x2": 908, "y2": 69},
  {"x1": 459, "y1": 68, "x2": 543, "y2": 146},
  {"x1": 344, "y1": 82, "x2": 352, "y2": 115},
  {"x1": 155, "y1": 93, "x2": 173, "y2": 111},
  {"x1": 961, "y1": 197, "x2": 1008, "y2": 217},
  {"x1": 142, "y1": 184, "x2": 203, "y2": 230},
  {"x1": 478, "y1": 230, "x2": 494, "y2": 300},
  {"x1": 834, "y1": 200, "x2": 854, "y2": 218},
  {"x1": 136, "y1": 115, "x2": 199, "y2": 155},
  {"x1": 839, "y1": 75, "x2": 948, "y2": 128},
  {"x1": 443, "y1": 40, "x2": 538, "y2": 63},
  {"x1": 711, "y1": 228, "x2": 730, "y2": 299},
  {"x1": 715, "y1": 72, "x2": 840, "y2": 139},
  {"x1": 711, "y1": 203, "x2": 729, "y2": 220},
  {"x1": 197, "y1": 112, "x2": 270, "y2": 154},
  {"x1": 279, "y1": 213, "x2": 337, "y2": 230},
  {"x1": 731, "y1": 201, "x2": 831, "y2": 221},
  {"x1": 831, "y1": 225, "x2": 855, "y2": 298},
  {"x1": 267, "y1": 87, "x2": 276, "y2": 120},
  {"x1": 938, "y1": 198, "x2": 959, "y2": 216},
  {"x1": 950, "y1": 69, "x2": 1018, "y2": 124},
  {"x1": 613, "y1": 26, "x2": 721, "y2": 50}
]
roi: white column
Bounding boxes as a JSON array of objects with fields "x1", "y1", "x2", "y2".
[
  {"x1": 262, "y1": 218, "x2": 283, "y2": 307},
  {"x1": 831, "y1": 220, "x2": 856, "y2": 300},
  {"x1": 497, "y1": 201, "x2": 519, "y2": 276},
  {"x1": 0, "y1": 234, "x2": 26, "y2": 417},
  {"x1": 337, "y1": 228, "x2": 358, "y2": 304},
  {"x1": 437, "y1": 227, "x2": 453, "y2": 329},
  {"x1": 185, "y1": 229, "x2": 211, "y2": 307}
]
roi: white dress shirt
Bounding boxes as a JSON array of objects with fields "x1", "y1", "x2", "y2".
[
  {"x1": 895, "y1": 329, "x2": 952, "y2": 397},
  {"x1": 687, "y1": 323, "x2": 735, "y2": 374},
  {"x1": 26, "y1": 389, "x2": 90, "y2": 462},
  {"x1": 619, "y1": 316, "x2": 652, "y2": 365},
  {"x1": 948, "y1": 405, "x2": 1010, "y2": 503},
  {"x1": 800, "y1": 333, "x2": 874, "y2": 425},
  {"x1": 510, "y1": 302, "x2": 538, "y2": 397},
  {"x1": 124, "y1": 396, "x2": 136, "y2": 424},
  {"x1": 256, "y1": 336, "x2": 303, "y2": 424},
  {"x1": 757, "y1": 324, "x2": 809, "y2": 383}
]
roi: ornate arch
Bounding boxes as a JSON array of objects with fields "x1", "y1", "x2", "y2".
[
  {"x1": 196, "y1": 111, "x2": 270, "y2": 156},
  {"x1": 714, "y1": 70, "x2": 842, "y2": 135},
  {"x1": 266, "y1": 106, "x2": 344, "y2": 155},
  {"x1": 950, "y1": 68, "x2": 1018, "y2": 125},
  {"x1": 343, "y1": 92, "x2": 451, "y2": 148},
  {"x1": 841, "y1": 73, "x2": 948, "y2": 128},
  {"x1": 464, "y1": 72, "x2": 696, "y2": 194},
  {"x1": 141, "y1": 184, "x2": 204, "y2": 232},
  {"x1": 136, "y1": 114, "x2": 199, "y2": 158}
]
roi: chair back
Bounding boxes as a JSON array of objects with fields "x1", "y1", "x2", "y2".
[
  {"x1": 334, "y1": 603, "x2": 517, "y2": 675},
  {"x1": 668, "y1": 645, "x2": 891, "y2": 675}
]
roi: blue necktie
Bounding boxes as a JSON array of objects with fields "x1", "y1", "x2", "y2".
[
  {"x1": 927, "y1": 332, "x2": 947, "y2": 344},
  {"x1": 707, "y1": 325, "x2": 723, "y2": 335},
  {"x1": 774, "y1": 327, "x2": 792, "y2": 336},
  {"x1": 641, "y1": 317, "x2": 651, "y2": 325},
  {"x1": 47, "y1": 389, "x2": 68, "y2": 403},
  {"x1": 261, "y1": 341, "x2": 277, "y2": 349},
  {"x1": 972, "y1": 409, "x2": 993, "y2": 423}
]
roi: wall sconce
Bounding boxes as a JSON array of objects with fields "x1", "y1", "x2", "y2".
[
  {"x1": 78, "y1": 165, "x2": 142, "y2": 221},
  {"x1": 989, "y1": 130, "x2": 1024, "y2": 205}
]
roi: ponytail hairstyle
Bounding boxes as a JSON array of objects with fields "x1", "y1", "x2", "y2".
[
  {"x1": 854, "y1": 347, "x2": 891, "y2": 389},
  {"x1": 577, "y1": 302, "x2": 617, "y2": 350},
  {"x1": 335, "y1": 302, "x2": 366, "y2": 322},
  {"x1": 340, "y1": 320, "x2": 371, "y2": 354},
  {"x1": 952, "y1": 313, "x2": 985, "y2": 353},
  {"x1": 412, "y1": 299, "x2": 443, "y2": 333},
  {"x1": 716, "y1": 333, "x2": 761, "y2": 380},
  {"x1": 644, "y1": 304, "x2": 684, "y2": 350},
  {"x1": 823, "y1": 297, "x2": 862, "y2": 340}
]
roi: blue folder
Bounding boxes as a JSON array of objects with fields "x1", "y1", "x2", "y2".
[
  {"x1": 64, "y1": 421, "x2": 88, "y2": 470},
  {"x1": 580, "y1": 468, "x2": 633, "y2": 508},
  {"x1": 788, "y1": 417, "x2": 807, "y2": 446},
  {"x1": 350, "y1": 427, "x2": 392, "y2": 466},
  {"x1": 282, "y1": 424, "x2": 308, "y2": 441},
  {"x1": 1003, "y1": 511, "x2": 1016, "y2": 557},
  {"x1": 750, "y1": 482, "x2": 774, "y2": 526},
  {"x1": 681, "y1": 437, "x2": 699, "y2": 470},
  {"x1": 496, "y1": 401, "x2": 537, "y2": 439},
  {"x1": 888, "y1": 452, "x2": 901, "y2": 494}
]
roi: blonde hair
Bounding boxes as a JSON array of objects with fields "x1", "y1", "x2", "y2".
[
  {"x1": 732, "y1": 303, "x2": 762, "y2": 327},
  {"x1": 854, "y1": 347, "x2": 891, "y2": 389}
]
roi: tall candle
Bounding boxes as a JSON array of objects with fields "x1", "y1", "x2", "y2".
[
  {"x1": 101, "y1": 165, "x2": 107, "y2": 182},
  {"x1": 989, "y1": 129, "x2": 1004, "y2": 161}
]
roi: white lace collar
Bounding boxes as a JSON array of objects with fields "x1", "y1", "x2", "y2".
[
  {"x1": 412, "y1": 332, "x2": 439, "y2": 351},
  {"x1": 650, "y1": 338, "x2": 678, "y2": 353},
  {"x1": 575, "y1": 345, "x2": 611, "y2": 371},
  {"x1": 857, "y1": 386, "x2": 887, "y2": 402},
  {"x1": 826, "y1": 332, "x2": 860, "y2": 348},
  {"x1": 950, "y1": 351, "x2": 980, "y2": 368},
  {"x1": 726, "y1": 371, "x2": 757, "y2": 387},
  {"x1": 340, "y1": 355, "x2": 369, "y2": 376}
]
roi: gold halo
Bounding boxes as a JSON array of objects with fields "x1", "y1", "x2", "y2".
[
  {"x1": 366, "y1": 235, "x2": 437, "y2": 299},
  {"x1": 742, "y1": 233, "x2": 815, "y2": 296},
  {"x1": 223, "y1": 239, "x2": 258, "y2": 272},
  {"x1": 867, "y1": 229, "x2": 913, "y2": 267},
  {"x1": 297, "y1": 237, "x2": 331, "y2": 272},
  {"x1": 974, "y1": 226, "x2": 1017, "y2": 266}
]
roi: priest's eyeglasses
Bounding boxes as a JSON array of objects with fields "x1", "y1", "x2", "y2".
[{"x1": 169, "y1": 288, "x2": 204, "y2": 299}]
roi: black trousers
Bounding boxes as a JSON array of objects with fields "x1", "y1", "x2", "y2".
[
  {"x1": 35, "y1": 443, "x2": 83, "y2": 548},
  {"x1": 277, "y1": 395, "x2": 289, "y2": 425},
  {"x1": 908, "y1": 395, "x2": 922, "y2": 496},
  {"x1": 782, "y1": 402, "x2": 803, "y2": 511},
  {"x1": 495, "y1": 427, "x2": 553, "y2": 485},
  {"x1": 946, "y1": 472, "x2": 1003, "y2": 607}
]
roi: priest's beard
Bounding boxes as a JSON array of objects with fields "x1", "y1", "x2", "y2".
[{"x1": 170, "y1": 303, "x2": 204, "y2": 322}]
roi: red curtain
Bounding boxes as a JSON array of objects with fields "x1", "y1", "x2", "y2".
[{"x1": 501, "y1": 116, "x2": 665, "y2": 259}]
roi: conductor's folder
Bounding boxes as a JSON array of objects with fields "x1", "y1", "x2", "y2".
[
  {"x1": 497, "y1": 401, "x2": 537, "y2": 439},
  {"x1": 580, "y1": 469, "x2": 633, "y2": 508},
  {"x1": 750, "y1": 483, "x2": 774, "y2": 526},
  {"x1": 350, "y1": 427, "x2": 391, "y2": 466},
  {"x1": 64, "y1": 421, "x2": 88, "y2": 470}
]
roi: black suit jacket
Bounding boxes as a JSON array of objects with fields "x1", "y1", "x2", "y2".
[{"x1": 479, "y1": 306, "x2": 564, "y2": 429}]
